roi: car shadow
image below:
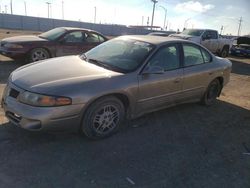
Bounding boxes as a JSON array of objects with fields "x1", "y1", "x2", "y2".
[
  {"x1": 0, "y1": 100, "x2": 249, "y2": 187},
  {"x1": 229, "y1": 57, "x2": 250, "y2": 76}
]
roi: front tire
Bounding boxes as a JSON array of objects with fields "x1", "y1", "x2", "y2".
[
  {"x1": 29, "y1": 48, "x2": 50, "y2": 62},
  {"x1": 81, "y1": 96, "x2": 125, "y2": 139},
  {"x1": 201, "y1": 79, "x2": 221, "y2": 106}
]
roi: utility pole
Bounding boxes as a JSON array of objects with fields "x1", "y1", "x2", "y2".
[
  {"x1": 5, "y1": 5, "x2": 7, "y2": 13},
  {"x1": 220, "y1": 25, "x2": 223, "y2": 35},
  {"x1": 46, "y1": 2, "x2": 51, "y2": 18},
  {"x1": 147, "y1": 16, "x2": 149, "y2": 26},
  {"x1": 94, "y1": 6, "x2": 96, "y2": 23},
  {"x1": 151, "y1": 0, "x2": 158, "y2": 30},
  {"x1": 10, "y1": 0, "x2": 13, "y2": 14},
  {"x1": 142, "y1": 16, "x2": 144, "y2": 25},
  {"x1": 24, "y1": 1, "x2": 27, "y2": 16},
  {"x1": 237, "y1": 16, "x2": 243, "y2": 36},
  {"x1": 62, "y1": 1, "x2": 64, "y2": 19}
]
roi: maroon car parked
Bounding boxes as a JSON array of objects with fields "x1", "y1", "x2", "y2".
[{"x1": 0, "y1": 27, "x2": 108, "y2": 62}]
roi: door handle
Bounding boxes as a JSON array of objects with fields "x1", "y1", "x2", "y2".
[{"x1": 173, "y1": 78, "x2": 181, "y2": 83}]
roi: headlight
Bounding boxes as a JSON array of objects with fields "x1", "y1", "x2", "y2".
[
  {"x1": 18, "y1": 91, "x2": 72, "y2": 107},
  {"x1": 4, "y1": 43, "x2": 23, "y2": 49}
]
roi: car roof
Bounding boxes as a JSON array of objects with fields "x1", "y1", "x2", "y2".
[
  {"x1": 60, "y1": 27, "x2": 101, "y2": 34},
  {"x1": 117, "y1": 35, "x2": 187, "y2": 45}
]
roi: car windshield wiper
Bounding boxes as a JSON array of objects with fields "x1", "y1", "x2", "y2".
[
  {"x1": 80, "y1": 53, "x2": 87, "y2": 61},
  {"x1": 38, "y1": 35, "x2": 48, "y2": 39},
  {"x1": 87, "y1": 58, "x2": 124, "y2": 73}
]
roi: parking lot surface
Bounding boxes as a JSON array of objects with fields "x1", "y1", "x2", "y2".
[{"x1": 0, "y1": 29, "x2": 250, "y2": 188}]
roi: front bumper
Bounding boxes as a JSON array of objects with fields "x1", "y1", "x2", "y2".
[
  {"x1": 1, "y1": 83, "x2": 84, "y2": 132},
  {"x1": 0, "y1": 47, "x2": 26, "y2": 59}
]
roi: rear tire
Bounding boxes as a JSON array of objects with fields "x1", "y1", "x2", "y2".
[
  {"x1": 201, "y1": 79, "x2": 221, "y2": 106},
  {"x1": 81, "y1": 96, "x2": 125, "y2": 139},
  {"x1": 220, "y1": 46, "x2": 229, "y2": 58}
]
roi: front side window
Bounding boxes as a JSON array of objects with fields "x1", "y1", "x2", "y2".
[
  {"x1": 148, "y1": 44, "x2": 180, "y2": 71},
  {"x1": 203, "y1": 30, "x2": 217, "y2": 40},
  {"x1": 63, "y1": 31, "x2": 84, "y2": 43},
  {"x1": 183, "y1": 44, "x2": 204, "y2": 66}
]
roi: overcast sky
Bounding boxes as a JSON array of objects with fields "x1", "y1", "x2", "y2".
[{"x1": 1, "y1": 0, "x2": 249, "y2": 35}]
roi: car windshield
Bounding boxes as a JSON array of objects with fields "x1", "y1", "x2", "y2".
[
  {"x1": 82, "y1": 38, "x2": 155, "y2": 73},
  {"x1": 39, "y1": 28, "x2": 66, "y2": 40},
  {"x1": 181, "y1": 29, "x2": 204, "y2": 36}
]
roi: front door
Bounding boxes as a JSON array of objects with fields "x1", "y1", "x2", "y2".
[
  {"x1": 56, "y1": 31, "x2": 87, "y2": 56},
  {"x1": 137, "y1": 44, "x2": 183, "y2": 114}
]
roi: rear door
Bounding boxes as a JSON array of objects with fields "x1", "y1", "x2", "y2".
[
  {"x1": 137, "y1": 44, "x2": 183, "y2": 114},
  {"x1": 83, "y1": 32, "x2": 107, "y2": 52},
  {"x1": 181, "y1": 43, "x2": 214, "y2": 101}
]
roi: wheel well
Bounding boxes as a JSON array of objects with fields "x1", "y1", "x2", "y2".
[
  {"x1": 29, "y1": 47, "x2": 52, "y2": 58},
  {"x1": 84, "y1": 93, "x2": 130, "y2": 114},
  {"x1": 222, "y1": 45, "x2": 229, "y2": 50},
  {"x1": 215, "y1": 77, "x2": 224, "y2": 96}
]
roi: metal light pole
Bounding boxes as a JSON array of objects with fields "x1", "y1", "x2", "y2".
[
  {"x1": 151, "y1": 0, "x2": 158, "y2": 30},
  {"x1": 159, "y1": 5, "x2": 167, "y2": 30},
  {"x1": 94, "y1": 6, "x2": 96, "y2": 23},
  {"x1": 24, "y1": 1, "x2": 27, "y2": 16},
  {"x1": 62, "y1": 1, "x2": 64, "y2": 19},
  {"x1": 10, "y1": 0, "x2": 13, "y2": 14},
  {"x1": 46, "y1": 2, "x2": 51, "y2": 18}
]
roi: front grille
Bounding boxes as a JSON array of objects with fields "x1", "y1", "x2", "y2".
[{"x1": 9, "y1": 88, "x2": 20, "y2": 98}]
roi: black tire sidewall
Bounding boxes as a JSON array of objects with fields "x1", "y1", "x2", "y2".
[
  {"x1": 202, "y1": 79, "x2": 221, "y2": 106},
  {"x1": 81, "y1": 96, "x2": 125, "y2": 139},
  {"x1": 29, "y1": 48, "x2": 50, "y2": 62},
  {"x1": 221, "y1": 47, "x2": 228, "y2": 58}
]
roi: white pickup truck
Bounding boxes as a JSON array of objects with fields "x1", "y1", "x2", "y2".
[{"x1": 170, "y1": 29, "x2": 232, "y2": 57}]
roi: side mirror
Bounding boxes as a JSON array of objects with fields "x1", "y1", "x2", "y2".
[{"x1": 142, "y1": 66, "x2": 165, "y2": 75}]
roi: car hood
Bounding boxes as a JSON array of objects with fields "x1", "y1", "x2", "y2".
[
  {"x1": 11, "y1": 56, "x2": 122, "y2": 94},
  {"x1": 170, "y1": 34, "x2": 195, "y2": 39},
  {"x1": 2, "y1": 35, "x2": 48, "y2": 43}
]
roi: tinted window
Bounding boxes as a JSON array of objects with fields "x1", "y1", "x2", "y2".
[
  {"x1": 39, "y1": 28, "x2": 66, "y2": 40},
  {"x1": 201, "y1": 48, "x2": 212, "y2": 63},
  {"x1": 183, "y1": 44, "x2": 204, "y2": 66},
  {"x1": 86, "y1": 33, "x2": 101, "y2": 43},
  {"x1": 64, "y1": 31, "x2": 84, "y2": 43},
  {"x1": 148, "y1": 45, "x2": 180, "y2": 71},
  {"x1": 203, "y1": 30, "x2": 217, "y2": 39}
]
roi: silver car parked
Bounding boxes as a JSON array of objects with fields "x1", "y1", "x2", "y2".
[{"x1": 1, "y1": 36, "x2": 232, "y2": 139}]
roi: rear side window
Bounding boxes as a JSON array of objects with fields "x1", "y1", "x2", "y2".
[
  {"x1": 183, "y1": 44, "x2": 204, "y2": 66},
  {"x1": 201, "y1": 48, "x2": 212, "y2": 63}
]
